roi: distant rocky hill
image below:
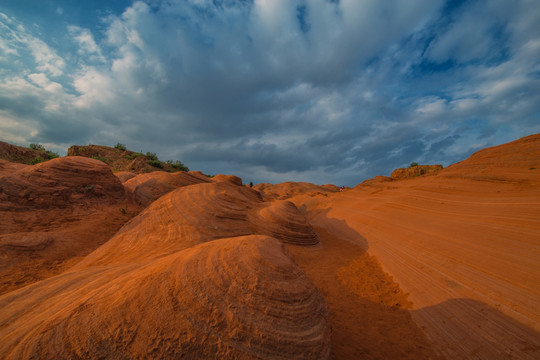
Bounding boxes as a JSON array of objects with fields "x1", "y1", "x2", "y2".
[
  {"x1": 0, "y1": 141, "x2": 59, "y2": 165},
  {"x1": 390, "y1": 164, "x2": 443, "y2": 179},
  {"x1": 67, "y1": 144, "x2": 189, "y2": 174},
  {"x1": 0, "y1": 141, "x2": 190, "y2": 175},
  {"x1": 254, "y1": 181, "x2": 340, "y2": 201}
]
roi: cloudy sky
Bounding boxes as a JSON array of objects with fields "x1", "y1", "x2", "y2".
[{"x1": 0, "y1": 0, "x2": 539, "y2": 186}]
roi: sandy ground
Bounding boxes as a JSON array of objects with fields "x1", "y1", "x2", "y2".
[
  {"x1": 291, "y1": 173, "x2": 540, "y2": 358},
  {"x1": 286, "y1": 226, "x2": 443, "y2": 359}
]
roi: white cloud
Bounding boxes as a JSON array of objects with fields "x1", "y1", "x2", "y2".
[
  {"x1": 25, "y1": 38, "x2": 65, "y2": 76},
  {"x1": 416, "y1": 97, "x2": 447, "y2": 115},
  {"x1": 426, "y1": 11, "x2": 495, "y2": 63},
  {"x1": 0, "y1": 109, "x2": 40, "y2": 144},
  {"x1": 0, "y1": 14, "x2": 65, "y2": 76},
  {"x1": 73, "y1": 67, "x2": 116, "y2": 108},
  {"x1": 68, "y1": 26, "x2": 105, "y2": 62},
  {"x1": 28, "y1": 73, "x2": 63, "y2": 93}
]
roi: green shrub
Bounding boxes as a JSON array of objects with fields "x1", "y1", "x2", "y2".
[
  {"x1": 46, "y1": 151, "x2": 59, "y2": 159},
  {"x1": 146, "y1": 152, "x2": 158, "y2": 161},
  {"x1": 148, "y1": 159, "x2": 163, "y2": 168},
  {"x1": 30, "y1": 156, "x2": 45, "y2": 165},
  {"x1": 91, "y1": 155, "x2": 107, "y2": 163},
  {"x1": 409, "y1": 162, "x2": 419, "y2": 168},
  {"x1": 29, "y1": 143, "x2": 45, "y2": 151},
  {"x1": 125, "y1": 152, "x2": 144, "y2": 160},
  {"x1": 114, "y1": 143, "x2": 127, "y2": 151},
  {"x1": 166, "y1": 160, "x2": 189, "y2": 172}
]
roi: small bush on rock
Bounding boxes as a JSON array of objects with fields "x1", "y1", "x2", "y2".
[
  {"x1": 125, "y1": 152, "x2": 144, "y2": 160},
  {"x1": 114, "y1": 143, "x2": 127, "y2": 151},
  {"x1": 148, "y1": 159, "x2": 163, "y2": 168},
  {"x1": 166, "y1": 160, "x2": 189, "y2": 172},
  {"x1": 29, "y1": 143, "x2": 45, "y2": 151},
  {"x1": 30, "y1": 156, "x2": 45, "y2": 165}
]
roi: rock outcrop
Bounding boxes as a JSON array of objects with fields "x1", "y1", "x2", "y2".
[
  {"x1": 390, "y1": 164, "x2": 443, "y2": 180},
  {"x1": 123, "y1": 170, "x2": 213, "y2": 206},
  {"x1": 0, "y1": 156, "x2": 138, "y2": 295},
  {"x1": 0, "y1": 178, "x2": 330, "y2": 359},
  {"x1": 67, "y1": 144, "x2": 189, "y2": 174},
  {"x1": 0, "y1": 156, "x2": 126, "y2": 210},
  {"x1": 0, "y1": 236, "x2": 331, "y2": 360},
  {"x1": 75, "y1": 181, "x2": 319, "y2": 269},
  {"x1": 0, "y1": 141, "x2": 54, "y2": 165},
  {"x1": 254, "y1": 181, "x2": 340, "y2": 201}
]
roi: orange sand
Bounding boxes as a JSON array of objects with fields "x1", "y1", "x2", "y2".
[{"x1": 290, "y1": 134, "x2": 540, "y2": 358}]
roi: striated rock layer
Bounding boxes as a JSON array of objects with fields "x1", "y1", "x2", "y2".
[
  {"x1": 76, "y1": 181, "x2": 318, "y2": 269},
  {"x1": 0, "y1": 156, "x2": 137, "y2": 294},
  {"x1": 0, "y1": 141, "x2": 52, "y2": 164},
  {"x1": 254, "y1": 181, "x2": 340, "y2": 201},
  {"x1": 250, "y1": 200, "x2": 319, "y2": 246},
  {"x1": 0, "y1": 156, "x2": 126, "y2": 210},
  {"x1": 302, "y1": 134, "x2": 540, "y2": 359},
  {"x1": 123, "y1": 170, "x2": 212, "y2": 206},
  {"x1": 114, "y1": 170, "x2": 137, "y2": 182},
  {"x1": 0, "y1": 236, "x2": 331, "y2": 360},
  {"x1": 390, "y1": 164, "x2": 443, "y2": 179},
  {"x1": 0, "y1": 176, "x2": 329, "y2": 359}
]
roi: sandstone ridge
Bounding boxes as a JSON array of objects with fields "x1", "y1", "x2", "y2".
[
  {"x1": 390, "y1": 164, "x2": 443, "y2": 180},
  {"x1": 67, "y1": 144, "x2": 189, "y2": 174}
]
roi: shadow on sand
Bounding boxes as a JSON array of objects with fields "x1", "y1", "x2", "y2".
[
  {"x1": 287, "y1": 209, "x2": 442, "y2": 359},
  {"x1": 412, "y1": 297, "x2": 540, "y2": 360},
  {"x1": 296, "y1": 209, "x2": 540, "y2": 360}
]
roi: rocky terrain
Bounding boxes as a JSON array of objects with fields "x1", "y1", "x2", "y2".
[
  {"x1": 67, "y1": 144, "x2": 190, "y2": 174},
  {"x1": 0, "y1": 134, "x2": 539, "y2": 359},
  {"x1": 390, "y1": 164, "x2": 443, "y2": 179},
  {"x1": 0, "y1": 141, "x2": 59, "y2": 165}
]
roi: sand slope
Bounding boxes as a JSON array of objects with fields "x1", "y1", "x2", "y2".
[{"x1": 299, "y1": 134, "x2": 540, "y2": 359}]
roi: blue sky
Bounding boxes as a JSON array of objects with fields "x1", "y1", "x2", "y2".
[{"x1": 0, "y1": 0, "x2": 539, "y2": 186}]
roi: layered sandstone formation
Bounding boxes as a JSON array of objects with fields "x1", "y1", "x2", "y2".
[
  {"x1": 251, "y1": 200, "x2": 319, "y2": 245},
  {"x1": 75, "y1": 181, "x2": 319, "y2": 269},
  {"x1": 0, "y1": 177, "x2": 330, "y2": 359},
  {"x1": 303, "y1": 134, "x2": 540, "y2": 359},
  {"x1": 0, "y1": 157, "x2": 138, "y2": 295},
  {"x1": 390, "y1": 164, "x2": 443, "y2": 179},
  {"x1": 67, "y1": 144, "x2": 189, "y2": 174},
  {"x1": 0, "y1": 141, "x2": 54, "y2": 164},
  {"x1": 0, "y1": 156, "x2": 126, "y2": 210},
  {"x1": 254, "y1": 181, "x2": 340, "y2": 201},
  {"x1": 0, "y1": 236, "x2": 330, "y2": 359},
  {"x1": 1, "y1": 134, "x2": 539, "y2": 359},
  {"x1": 123, "y1": 170, "x2": 213, "y2": 206}
]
